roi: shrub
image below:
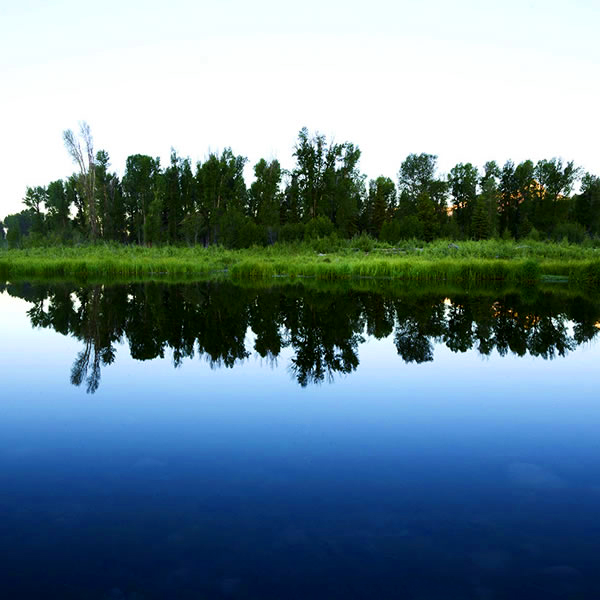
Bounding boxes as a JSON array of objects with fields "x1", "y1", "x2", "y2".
[
  {"x1": 305, "y1": 216, "x2": 334, "y2": 239},
  {"x1": 279, "y1": 222, "x2": 305, "y2": 243},
  {"x1": 517, "y1": 259, "x2": 541, "y2": 283},
  {"x1": 526, "y1": 227, "x2": 542, "y2": 242},
  {"x1": 352, "y1": 232, "x2": 375, "y2": 252},
  {"x1": 552, "y1": 222, "x2": 586, "y2": 244}
]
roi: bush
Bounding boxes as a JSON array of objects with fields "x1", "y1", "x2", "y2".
[
  {"x1": 517, "y1": 259, "x2": 541, "y2": 283},
  {"x1": 308, "y1": 233, "x2": 344, "y2": 253},
  {"x1": 552, "y1": 222, "x2": 586, "y2": 244},
  {"x1": 279, "y1": 222, "x2": 305, "y2": 243},
  {"x1": 380, "y1": 217, "x2": 424, "y2": 243},
  {"x1": 237, "y1": 222, "x2": 267, "y2": 248},
  {"x1": 305, "y1": 216, "x2": 334, "y2": 239},
  {"x1": 219, "y1": 210, "x2": 268, "y2": 248},
  {"x1": 351, "y1": 232, "x2": 375, "y2": 252},
  {"x1": 379, "y1": 220, "x2": 402, "y2": 244}
]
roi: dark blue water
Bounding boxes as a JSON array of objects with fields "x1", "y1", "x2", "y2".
[{"x1": 1, "y1": 281, "x2": 599, "y2": 599}]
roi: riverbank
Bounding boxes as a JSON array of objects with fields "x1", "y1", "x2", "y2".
[{"x1": 1, "y1": 240, "x2": 599, "y2": 284}]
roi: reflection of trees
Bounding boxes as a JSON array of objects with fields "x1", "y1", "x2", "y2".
[
  {"x1": 7, "y1": 281, "x2": 600, "y2": 393},
  {"x1": 392, "y1": 297, "x2": 445, "y2": 363},
  {"x1": 286, "y1": 292, "x2": 364, "y2": 386}
]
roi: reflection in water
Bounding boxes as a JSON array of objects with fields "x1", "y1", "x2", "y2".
[
  {"x1": 2, "y1": 279, "x2": 600, "y2": 600},
  {"x1": 2, "y1": 280, "x2": 599, "y2": 393}
]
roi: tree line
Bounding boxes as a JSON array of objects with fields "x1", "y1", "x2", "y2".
[
  {"x1": 2, "y1": 124, "x2": 600, "y2": 248},
  {"x1": 4, "y1": 280, "x2": 598, "y2": 393}
]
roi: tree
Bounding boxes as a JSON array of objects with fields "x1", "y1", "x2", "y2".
[
  {"x1": 122, "y1": 154, "x2": 161, "y2": 244},
  {"x1": 293, "y1": 127, "x2": 327, "y2": 221},
  {"x1": 4, "y1": 210, "x2": 34, "y2": 247},
  {"x1": 477, "y1": 161, "x2": 501, "y2": 238},
  {"x1": 144, "y1": 196, "x2": 163, "y2": 246},
  {"x1": 65, "y1": 174, "x2": 86, "y2": 234},
  {"x1": 249, "y1": 158, "x2": 282, "y2": 231},
  {"x1": 471, "y1": 197, "x2": 491, "y2": 240},
  {"x1": 281, "y1": 172, "x2": 301, "y2": 226},
  {"x1": 398, "y1": 153, "x2": 448, "y2": 234},
  {"x1": 574, "y1": 173, "x2": 600, "y2": 235},
  {"x1": 326, "y1": 142, "x2": 364, "y2": 236},
  {"x1": 364, "y1": 177, "x2": 396, "y2": 237},
  {"x1": 532, "y1": 158, "x2": 579, "y2": 234},
  {"x1": 196, "y1": 149, "x2": 247, "y2": 245},
  {"x1": 163, "y1": 150, "x2": 184, "y2": 243},
  {"x1": 499, "y1": 160, "x2": 535, "y2": 237},
  {"x1": 448, "y1": 163, "x2": 479, "y2": 238},
  {"x1": 179, "y1": 157, "x2": 202, "y2": 245},
  {"x1": 46, "y1": 180, "x2": 71, "y2": 237},
  {"x1": 94, "y1": 150, "x2": 125, "y2": 241},
  {"x1": 63, "y1": 122, "x2": 98, "y2": 239},
  {"x1": 22, "y1": 186, "x2": 47, "y2": 234},
  {"x1": 292, "y1": 128, "x2": 363, "y2": 235}
]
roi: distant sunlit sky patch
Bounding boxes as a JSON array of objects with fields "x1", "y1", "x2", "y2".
[{"x1": 1, "y1": 0, "x2": 598, "y2": 216}]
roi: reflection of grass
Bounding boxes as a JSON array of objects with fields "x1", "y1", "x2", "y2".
[{"x1": 1, "y1": 240, "x2": 600, "y2": 284}]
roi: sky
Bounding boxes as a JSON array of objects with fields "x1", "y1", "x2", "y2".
[{"x1": 1, "y1": 0, "x2": 599, "y2": 217}]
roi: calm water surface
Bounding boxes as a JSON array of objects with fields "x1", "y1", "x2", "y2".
[{"x1": 1, "y1": 280, "x2": 599, "y2": 599}]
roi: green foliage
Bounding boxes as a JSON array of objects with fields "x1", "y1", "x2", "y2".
[
  {"x1": 144, "y1": 197, "x2": 163, "y2": 246},
  {"x1": 448, "y1": 162, "x2": 479, "y2": 237},
  {"x1": 379, "y1": 220, "x2": 402, "y2": 244},
  {"x1": 279, "y1": 222, "x2": 305, "y2": 243},
  {"x1": 122, "y1": 154, "x2": 161, "y2": 244},
  {"x1": 574, "y1": 174, "x2": 600, "y2": 235},
  {"x1": 293, "y1": 128, "x2": 363, "y2": 233},
  {"x1": 552, "y1": 222, "x2": 587, "y2": 244},
  {"x1": 2, "y1": 240, "x2": 600, "y2": 285},
  {"x1": 351, "y1": 232, "x2": 376, "y2": 252},
  {"x1": 249, "y1": 158, "x2": 282, "y2": 228},
  {"x1": 362, "y1": 176, "x2": 396, "y2": 237},
  {"x1": 517, "y1": 259, "x2": 541, "y2": 283},
  {"x1": 305, "y1": 216, "x2": 334, "y2": 239},
  {"x1": 4, "y1": 126, "x2": 600, "y2": 253}
]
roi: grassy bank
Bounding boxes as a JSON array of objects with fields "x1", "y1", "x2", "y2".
[{"x1": 1, "y1": 240, "x2": 600, "y2": 284}]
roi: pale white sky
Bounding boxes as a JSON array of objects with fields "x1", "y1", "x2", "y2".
[{"x1": 1, "y1": 0, "x2": 599, "y2": 217}]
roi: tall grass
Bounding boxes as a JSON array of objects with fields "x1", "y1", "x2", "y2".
[{"x1": 1, "y1": 240, "x2": 599, "y2": 284}]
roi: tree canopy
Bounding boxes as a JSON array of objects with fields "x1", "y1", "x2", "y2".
[{"x1": 2, "y1": 126, "x2": 597, "y2": 248}]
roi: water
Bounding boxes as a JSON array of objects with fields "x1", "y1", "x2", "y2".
[{"x1": 1, "y1": 280, "x2": 599, "y2": 599}]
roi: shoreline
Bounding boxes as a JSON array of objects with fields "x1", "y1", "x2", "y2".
[{"x1": 1, "y1": 241, "x2": 599, "y2": 285}]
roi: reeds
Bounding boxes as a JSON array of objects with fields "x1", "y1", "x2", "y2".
[{"x1": 1, "y1": 241, "x2": 599, "y2": 284}]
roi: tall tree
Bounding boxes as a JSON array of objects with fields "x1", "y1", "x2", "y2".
[
  {"x1": 180, "y1": 157, "x2": 202, "y2": 244},
  {"x1": 574, "y1": 173, "x2": 600, "y2": 235},
  {"x1": 46, "y1": 180, "x2": 71, "y2": 236},
  {"x1": 448, "y1": 163, "x2": 479, "y2": 238},
  {"x1": 63, "y1": 122, "x2": 98, "y2": 239},
  {"x1": 398, "y1": 153, "x2": 448, "y2": 235},
  {"x1": 499, "y1": 160, "x2": 535, "y2": 237},
  {"x1": 23, "y1": 186, "x2": 47, "y2": 234},
  {"x1": 122, "y1": 154, "x2": 161, "y2": 244},
  {"x1": 472, "y1": 161, "x2": 500, "y2": 239},
  {"x1": 364, "y1": 177, "x2": 396, "y2": 237},
  {"x1": 163, "y1": 150, "x2": 184, "y2": 244},
  {"x1": 196, "y1": 149, "x2": 247, "y2": 244},
  {"x1": 249, "y1": 158, "x2": 282, "y2": 229},
  {"x1": 292, "y1": 128, "x2": 363, "y2": 234},
  {"x1": 95, "y1": 150, "x2": 125, "y2": 241},
  {"x1": 293, "y1": 127, "x2": 327, "y2": 221},
  {"x1": 532, "y1": 158, "x2": 578, "y2": 233}
]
